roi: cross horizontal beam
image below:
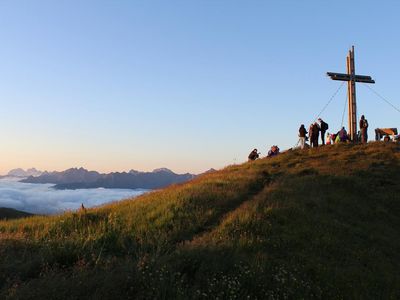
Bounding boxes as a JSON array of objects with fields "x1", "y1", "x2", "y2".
[{"x1": 327, "y1": 72, "x2": 375, "y2": 83}]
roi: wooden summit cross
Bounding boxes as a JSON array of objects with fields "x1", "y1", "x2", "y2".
[{"x1": 327, "y1": 46, "x2": 375, "y2": 141}]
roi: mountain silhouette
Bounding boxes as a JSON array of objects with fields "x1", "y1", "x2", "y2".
[
  {"x1": 21, "y1": 167, "x2": 195, "y2": 190},
  {"x1": 6, "y1": 168, "x2": 42, "y2": 177}
]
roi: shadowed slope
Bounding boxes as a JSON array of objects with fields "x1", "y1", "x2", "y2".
[
  {"x1": 0, "y1": 208, "x2": 33, "y2": 220},
  {"x1": 1, "y1": 143, "x2": 399, "y2": 299}
]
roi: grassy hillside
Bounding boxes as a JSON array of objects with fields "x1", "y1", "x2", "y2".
[
  {"x1": 1, "y1": 142, "x2": 399, "y2": 299},
  {"x1": 0, "y1": 208, "x2": 33, "y2": 220}
]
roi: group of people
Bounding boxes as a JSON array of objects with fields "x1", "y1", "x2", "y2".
[
  {"x1": 248, "y1": 145, "x2": 280, "y2": 161},
  {"x1": 326, "y1": 127, "x2": 349, "y2": 144},
  {"x1": 298, "y1": 115, "x2": 369, "y2": 149},
  {"x1": 248, "y1": 115, "x2": 369, "y2": 161},
  {"x1": 298, "y1": 118, "x2": 329, "y2": 149}
]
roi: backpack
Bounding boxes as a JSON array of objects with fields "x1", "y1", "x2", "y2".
[{"x1": 322, "y1": 121, "x2": 329, "y2": 131}]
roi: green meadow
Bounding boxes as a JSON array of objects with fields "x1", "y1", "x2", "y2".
[{"x1": 1, "y1": 142, "x2": 399, "y2": 299}]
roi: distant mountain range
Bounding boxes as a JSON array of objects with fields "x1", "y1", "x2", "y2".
[
  {"x1": 6, "y1": 168, "x2": 43, "y2": 177},
  {"x1": 20, "y1": 167, "x2": 197, "y2": 190}
]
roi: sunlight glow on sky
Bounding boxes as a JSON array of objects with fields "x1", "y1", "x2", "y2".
[{"x1": 1, "y1": 1, "x2": 400, "y2": 174}]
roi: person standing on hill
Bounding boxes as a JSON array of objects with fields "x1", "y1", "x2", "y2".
[
  {"x1": 359, "y1": 115, "x2": 369, "y2": 143},
  {"x1": 248, "y1": 149, "x2": 259, "y2": 161},
  {"x1": 308, "y1": 124, "x2": 314, "y2": 147},
  {"x1": 298, "y1": 124, "x2": 308, "y2": 149},
  {"x1": 318, "y1": 118, "x2": 329, "y2": 145},
  {"x1": 312, "y1": 122, "x2": 320, "y2": 147}
]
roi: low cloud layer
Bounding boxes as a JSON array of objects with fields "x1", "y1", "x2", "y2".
[{"x1": 0, "y1": 178, "x2": 146, "y2": 214}]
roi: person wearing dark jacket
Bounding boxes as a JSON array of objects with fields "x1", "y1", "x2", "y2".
[
  {"x1": 311, "y1": 122, "x2": 320, "y2": 147},
  {"x1": 298, "y1": 124, "x2": 307, "y2": 149},
  {"x1": 248, "y1": 149, "x2": 259, "y2": 161},
  {"x1": 339, "y1": 127, "x2": 348, "y2": 142},
  {"x1": 267, "y1": 145, "x2": 280, "y2": 157},
  {"x1": 318, "y1": 118, "x2": 329, "y2": 145},
  {"x1": 359, "y1": 115, "x2": 368, "y2": 143}
]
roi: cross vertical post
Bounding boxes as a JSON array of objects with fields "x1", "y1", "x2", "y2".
[{"x1": 347, "y1": 46, "x2": 357, "y2": 141}]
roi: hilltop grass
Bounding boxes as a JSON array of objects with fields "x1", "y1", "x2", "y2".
[{"x1": 1, "y1": 142, "x2": 400, "y2": 299}]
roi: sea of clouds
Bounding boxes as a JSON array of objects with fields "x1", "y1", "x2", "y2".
[{"x1": 0, "y1": 178, "x2": 146, "y2": 214}]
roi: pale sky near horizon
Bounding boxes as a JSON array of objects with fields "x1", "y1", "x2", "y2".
[{"x1": 1, "y1": 1, "x2": 400, "y2": 174}]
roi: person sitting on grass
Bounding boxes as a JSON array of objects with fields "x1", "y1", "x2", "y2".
[
  {"x1": 339, "y1": 127, "x2": 348, "y2": 142},
  {"x1": 267, "y1": 145, "x2": 280, "y2": 157},
  {"x1": 326, "y1": 132, "x2": 331, "y2": 145},
  {"x1": 248, "y1": 149, "x2": 260, "y2": 161}
]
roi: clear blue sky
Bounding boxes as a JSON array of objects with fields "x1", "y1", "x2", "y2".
[{"x1": 1, "y1": 1, "x2": 399, "y2": 174}]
